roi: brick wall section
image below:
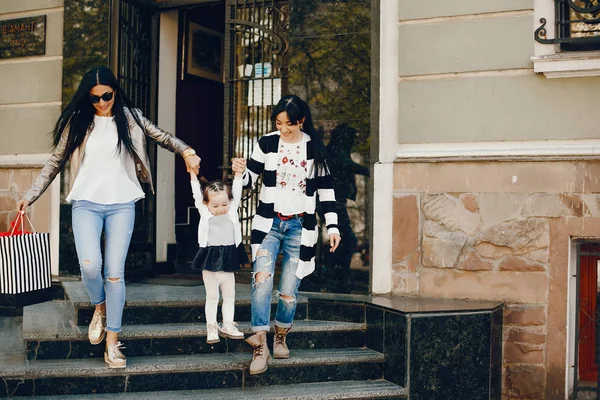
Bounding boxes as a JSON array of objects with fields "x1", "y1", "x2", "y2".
[
  {"x1": 0, "y1": 168, "x2": 50, "y2": 233},
  {"x1": 392, "y1": 160, "x2": 600, "y2": 399}
]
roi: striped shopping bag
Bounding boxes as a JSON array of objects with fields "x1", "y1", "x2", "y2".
[{"x1": 0, "y1": 213, "x2": 52, "y2": 307}]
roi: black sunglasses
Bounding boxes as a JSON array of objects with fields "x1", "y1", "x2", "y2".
[{"x1": 89, "y1": 91, "x2": 114, "y2": 104}]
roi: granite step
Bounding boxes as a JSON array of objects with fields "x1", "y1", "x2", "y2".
[
  {"x1": 1, "y1": 348, "x2": 385, "y2": 397},
  {"x1": 27, "y1": 379, "x2": 407, "y2": 399},
  {"x1": 24, "y1": 301, "x2": 367, "y2": 360},
  {"x1": 62, "y1": 281, "x2": 308, "y2": 325}
]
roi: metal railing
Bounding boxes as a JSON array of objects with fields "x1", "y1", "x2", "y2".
[
  {"x1": 535, "y1": 0, "x2": 600, "y2": 50},
  {"x1": 223, "y1": 0, "x2": 290, "y2": 249}
]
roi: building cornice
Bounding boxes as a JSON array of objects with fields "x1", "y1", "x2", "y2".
[
  {"x1": 0, "y1": 154, "x2": 51, "y2": 167},
  {"x1": 396, "y1": 140, "x2": 600, "y2": 162}
]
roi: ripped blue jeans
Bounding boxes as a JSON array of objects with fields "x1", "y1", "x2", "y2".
[
  {"x1": 251, "y1": 216, "x2": 302, "y2": 332},
  {"x1": 71, "y1": 200, "x2": 135, "y2": 332}
]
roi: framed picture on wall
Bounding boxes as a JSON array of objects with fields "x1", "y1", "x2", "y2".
[{"x1": 185, "y1": 21, "x2": 223, "y2": 82}]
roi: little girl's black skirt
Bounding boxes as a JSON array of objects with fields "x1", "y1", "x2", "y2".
[{"x1": 191, "y1": 244, "x2": 248, "y2": 273}]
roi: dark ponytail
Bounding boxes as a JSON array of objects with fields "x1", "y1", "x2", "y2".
[{"x1": 271, "y1": 95, "x2": 328, "y2": 176}]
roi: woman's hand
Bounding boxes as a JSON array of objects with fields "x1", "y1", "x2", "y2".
[
  {"x1": 16, "y1": 199, "x2": 29, "y2": 214},
  {"x1": 329, "y1": 233, "x2": 341, "y2": 252},
  {"x1": 184, "y1": 155, "x2": 201, "y2": 175},
  {"x1": 232, "y1": 158, "x2": 246, "y2": 175}
]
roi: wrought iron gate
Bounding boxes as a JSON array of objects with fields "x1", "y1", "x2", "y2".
[
  {"x1": 223, "y1": 0, "x2": 290, "y2": 248},
  {"x1": 117, "y1": 0, "x2": 158, "y2": 277}
]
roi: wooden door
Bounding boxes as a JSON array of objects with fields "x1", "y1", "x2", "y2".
[{"x1": 579, "y1": 254, "x2": 600, "y2": 381}]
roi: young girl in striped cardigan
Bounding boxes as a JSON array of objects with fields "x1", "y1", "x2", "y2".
[{"x1": 232, "y1": 95, "x2": 341, "y2": 375}]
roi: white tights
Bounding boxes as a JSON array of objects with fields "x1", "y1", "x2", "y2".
[{"x1": 202, "y1": 270, "x2": 236, "y2": 325}]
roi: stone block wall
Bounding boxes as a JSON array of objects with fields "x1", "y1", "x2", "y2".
[
  {"x1": 392, "y1": 160, "x2": 600, "y2": 399},
  {"x1": 0, "y1": 0, "x2": 63, "y2": 276},
  {"x1": 0, "y1": 1, "x2": 64, "y2": 155}
]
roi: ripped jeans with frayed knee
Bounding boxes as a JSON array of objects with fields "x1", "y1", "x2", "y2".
[
  {"x1": 251, "y1": 216, "x2": 302, "y2": 332},
  {"x1": 72, "y1": 200, "x2": 135, "y2": 333}
]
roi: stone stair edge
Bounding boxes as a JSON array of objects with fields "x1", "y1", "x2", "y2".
[
  {"x1": 21, "y1": 379, "x2": 407, "y2": 400},
  {"x1": 74, "y1": 297, "x2": 309, "y2": 307},
  {"x1": 23, "y1": 319, "x2": 367, "y2": 341},
  {"x1": 23, "y1": 300, "x2": 365, "y2": 341},
  {"x1": 3, "y1": 348, "x2": 384, "y2": 379},
  {"x1": 60, "y1": 281, "x2": 309, "y2": 308}
]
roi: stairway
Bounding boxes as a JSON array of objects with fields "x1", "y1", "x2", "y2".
[{"x1": 1, "y1": 280, "x2": 407, "y2": 399}]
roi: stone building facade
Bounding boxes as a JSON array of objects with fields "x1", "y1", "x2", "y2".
[
  {"x1": 2, "y1": 0, "x2": 600, "y2": 398},
  {"x1": 376, "y1": 1, "x2": 600, "y2": 399},
  {"x1": 0, "y1": 0, "x2": 63, "y2": 275},
  {"x1": 391, "y1": 162, "x2": 599, "y2": 399}
]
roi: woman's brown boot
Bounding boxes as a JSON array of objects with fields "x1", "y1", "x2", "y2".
[
  {"x1": 246, "y1": 333, "x2": 271, "y2": 375},
  {"x1": 273, "y1": 325, "x2": 291, "y2": 359}
]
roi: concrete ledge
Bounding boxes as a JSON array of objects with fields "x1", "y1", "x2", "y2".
[{"x1": 0, "y1": 154, "x2": 52, "y2": 167}]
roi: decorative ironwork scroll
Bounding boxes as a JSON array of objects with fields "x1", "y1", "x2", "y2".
[
  {"x1": 580, "y1": 242, "x2": 600, "y2": 255},
  {"x1": 535, "y1": 0, "x2": 600, "y2": 49},
  {"x1": 229, "y1": 7, "x2": 289, "y2": 57}
]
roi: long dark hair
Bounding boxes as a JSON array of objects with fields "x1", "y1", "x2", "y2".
[
  {"x1": 271, "y1": 95, "x2": 328, "y2": 176},
  {"x1": 52, "y1": 66, "x2": 145, "y2": 168}
]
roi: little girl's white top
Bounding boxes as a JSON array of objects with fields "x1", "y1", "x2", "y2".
[
  {"x1": 66, "y1": 115, "x2": 145, "y2": 204},
  {"x1": 191, "y1": 176, "x2": 243, "y2": 247}
]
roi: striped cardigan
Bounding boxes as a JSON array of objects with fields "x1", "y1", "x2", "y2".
[{"x1": 242, "y1": 131, "x2": 340, "y2": 279}]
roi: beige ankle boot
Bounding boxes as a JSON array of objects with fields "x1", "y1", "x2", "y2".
[
  {"x1": 273, "y1": 325, "x2": 291, "y2": 359},
  {"x1": 246, "y1": 333, "x2": 270, "y2": 375}
]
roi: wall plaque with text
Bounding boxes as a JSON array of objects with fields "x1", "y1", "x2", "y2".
[{"x1": 0, "y1": 16, "x2": 46, "y2": 59}]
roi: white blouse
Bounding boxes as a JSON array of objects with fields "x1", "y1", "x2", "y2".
[{"x1": 66, "y1": 115, "x2": 145, "y2": 204}]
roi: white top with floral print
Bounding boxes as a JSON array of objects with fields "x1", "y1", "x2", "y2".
[{"x1": 274, "y1": 136, "x2": 307, "y2": 215}]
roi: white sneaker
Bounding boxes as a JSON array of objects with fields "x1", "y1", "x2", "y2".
[
  {"x1": 219, "y1": 321, "x2": 244, "y2": 339},
  {"x1": 104, "y1": 341, "x2": 126, "y2": 369},
  {"x1": 206, "y1": 323, "x2": 220, "y2": 344}
]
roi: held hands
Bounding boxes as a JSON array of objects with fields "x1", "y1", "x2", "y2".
[
  {"x1": 184, "y1": 154, "x2": 201, "y2": 175},
  {"x1": 231, "y1": 158, "x2": 247, "y2": 177},
  {"x1": 16, "y1": 199, "x2": 29, "y2": 214},
  {"x1": 330, "y1": 233, "x2": 341, "y2": 253}
]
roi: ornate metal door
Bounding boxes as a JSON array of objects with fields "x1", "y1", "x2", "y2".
[
  {"x1": 223, "y1": 0, "x2": 290, "y2": 248},
  {"x1": 117, "y1": 0, "x2": 158, "y2": 278}
]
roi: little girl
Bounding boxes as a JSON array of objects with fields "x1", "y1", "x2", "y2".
[{"x1": 190, "y1": 168, "x2": 247, "y2": 344}]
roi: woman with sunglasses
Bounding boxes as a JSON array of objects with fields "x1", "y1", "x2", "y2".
[{"x1": 16, "y1": 66, "x2": 200, "y2": 368}]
